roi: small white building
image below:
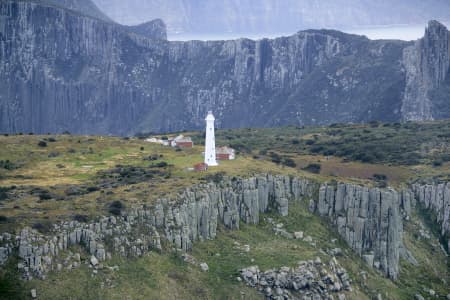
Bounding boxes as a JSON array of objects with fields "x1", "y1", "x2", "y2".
[
  {"x1": 171, "y1": 135, "x2": 193, "y2": 148},
  {"x1": 216, "y1": 146, "x2": 235, "y2": 160}
]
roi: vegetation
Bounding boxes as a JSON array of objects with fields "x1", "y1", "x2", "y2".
[{"x1": 0, "y1": 120, "x2": 449, "y2": 299}]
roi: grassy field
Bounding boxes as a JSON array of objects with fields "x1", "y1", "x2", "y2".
[{"x1": 1, "y1": 120, "x2": 450, "y2": 299}]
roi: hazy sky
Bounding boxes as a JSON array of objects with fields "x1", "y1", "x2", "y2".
[{"x1": 93, "y1": 0, "x2": 450, "y2": 41}]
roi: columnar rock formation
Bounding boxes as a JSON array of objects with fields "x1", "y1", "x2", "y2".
[
  {"x1": 411, "y1": 182, "x2": 450, "y2": 247},
  {"x1": 0, "y1": 174, "x2": 417, "y2": 281},
  {"x1": 1, "y1": 1, "x2": 449, "y2": 135},
  {"x1": 402, "y1": 20, "x2": 450, "y2": 121},
  {"x1": 316, "y1": 184, "x2": 403, "y2": 279}
]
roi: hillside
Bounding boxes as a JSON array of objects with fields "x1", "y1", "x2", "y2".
[
  {"x1": 0, "y1": 120, "x2": 449, "y2": 299},
  {"x1": 1, "y1": 1, "x2": 449, "y2": 135}
]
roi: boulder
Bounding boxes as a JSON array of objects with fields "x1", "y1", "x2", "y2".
[
  {"x1": 200, "y1": 263, "x2": 209, "y2": 272},
  {"x1": 90, "y1": 255, "x2": 99, "y2": 267}
]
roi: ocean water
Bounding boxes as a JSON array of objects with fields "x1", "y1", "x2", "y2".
[{"x1": 168, "y1": 23, "x2": 450, "y2": 42}]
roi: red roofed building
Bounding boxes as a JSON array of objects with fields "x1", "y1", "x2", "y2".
[
  {"x1": 216, "y1": 146, "x2": 235, "y2": 160},
  {"x1": 172, "y1": 135, "x2": 193, "y2": 148}
]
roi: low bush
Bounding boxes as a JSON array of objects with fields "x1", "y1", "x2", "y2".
[
  {"x1": 73, "y1": 214, "x2": 89, "y2": 223},
  {"x1": 303, "y1": 163, "x2": 321, "y2": 174},
  {"x1": 0, "y1": 160, "x2": 16, "y2": 170},
  {"x1": 373, "y1": 173, "x2": 387, "y2": 181},
  {"x1": 282, "y1": 158, "x2": 297, "y2": 168},
  {"x1": 32, "y1": 221, "x2": 53, "y2": 233},
  {"x1": 38, "y1": 140, "x2": 47, "y2": 147},
  {"x1": 109, "y1": 200, "x2": 125, "y2": 216}
]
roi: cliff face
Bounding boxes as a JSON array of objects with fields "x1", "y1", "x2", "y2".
[
  {"x1": 401, "y1": 21, "x2": 450, "y2": 121},
  {"x1": 316, "y1": 183, "x2": 403, "y2": 279},
  {"x1": 411, "y1": 182, "x2": 450, "y2": 240},
  {"x1": 0, "y1": 1, "x2": 413, "y2": 135},
  {"x1": 0, "y1": 174, "x2": 407, "y2": 280},
  {"x1": 0, "y1": 1, "x2": 167, "y2": 135}
]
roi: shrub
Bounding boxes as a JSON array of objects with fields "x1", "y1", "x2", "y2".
[
  {"x1": 38, "y1": 192, "x2": 52, "y2": 201},
  {"x1": 48, "y1": 152, "x2": 60, "y2": 158},
  {"x1": 152, "y1": 161, "x2": 168, "y2": 168},
  {"x1": 310, "y1": 145, "x2": 324, "y2": 153},
  {"x1": 38, "y1": 140, "x2": 47, "y2": 147},
  {"x1": 282, "y1": 158, "x2": 297, "y2": 168},
  {"x1": 32, "y1": 221, "x2": 53, "y2": 233},
  {"x1": 203, "y1": 172, "x2": 226, "y2": 184},
  {"x1": 0, "y1": 215, "x2": 8, "y2": 223},
  {"x1": 303, "y1": 163, "x2": 321, "y2": 174},
  {"x1": 140, "y1": 146, "x2": 144, "y2": 151},
  {"x1": 269, "y1": 152, "x2": 282, "y2": 164},
  {"x1": 0, "y1": 160, "x2": 16, "y2": 170},
  {"x1": 109, "y1": 200, "x2": 125, "y2": 216},
  {"x1": 373, "y1": 174, "x2": 387, "y2": 181},
  {"x1": 73, "y1": 214, "x2": 89, "y2": 223},
  {"x1": 305, "y1": 139, "x2": 315, "y2": 145},
  {"x1": 433, "y1": 160, "x2": 443, "y2": 167},
  {"x1": 291, "y1": 139, "x2": 300, "y2": 145},
  {"x1": 86, "y1": 186, "x2": 100, "y2": 192}
]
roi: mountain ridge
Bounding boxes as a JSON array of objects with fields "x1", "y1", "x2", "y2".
[
  {"x1": 0, "y1": 1, "x2": 449, "y2": 135},
  {"x1": 92, "y1": 0, "x2": 450, "y2": 36}
]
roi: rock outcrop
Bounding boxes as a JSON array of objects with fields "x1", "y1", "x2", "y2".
[
  {"x1": 240, "y1": 258, "x2": 351, "y2": 300},
  {"x1": 316, "y1": 183, "x2": 403, "y2": 279},
  {"x1": 411, "y1": 182, "x2": 450, "y2": 249},
  {"x1": 401, "y1": 20, "x2": 450, "y2": 121},
  {"x1": 0, "y1": 174, "x2": 409, "y2": 281}
]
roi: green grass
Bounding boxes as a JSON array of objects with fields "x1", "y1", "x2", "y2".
[
  {"x1": 1, "y1": 121, "x2": 450, "y2": 299},
  {"x1": 0, "y1": 200, "x2": 447, "y2": 299}
]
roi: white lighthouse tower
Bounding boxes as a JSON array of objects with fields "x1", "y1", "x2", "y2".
[{"x1": 204, "y1": 111, "x2": 218, "y2": 166}]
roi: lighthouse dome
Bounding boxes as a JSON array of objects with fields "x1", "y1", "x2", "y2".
[{"x1": 205, "y1": 111, "x2": 215, "y2": 121}]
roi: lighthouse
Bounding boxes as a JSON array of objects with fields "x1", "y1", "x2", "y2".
[{"x1": 204, "y1": 111, "x2": 218, "y2": 166}]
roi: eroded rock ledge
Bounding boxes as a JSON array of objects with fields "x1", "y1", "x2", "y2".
[{"x1": 0, "y1": 174, "x2": 448, "y2": 283}]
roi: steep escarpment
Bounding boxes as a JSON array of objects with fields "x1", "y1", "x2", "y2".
[
  {"x1": 0, "y1": 174, "x2": 408, "y2": 281},
  {"x1": 1, "y1": 1, "x2": 449, "y2": 134},
  {"x1": 401, "y1": 20, "x2": 450, "y2": 121},
  {"x1": 0, "y1": 1, "x2": 409, "y2": 135},
  {"x1": 411, "y1": 182, "x2": 450, "y2": 249},
  {"x1": 0, "y1": 1, "x2": 168, "y2": 135},
  {"x1": 315, "y1": 183, "x2": 403, "y2": 279}
]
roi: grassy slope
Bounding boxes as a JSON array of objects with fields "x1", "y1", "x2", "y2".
[
  {"x1": 2, "y1": 202, "x2": 447, "y2": 299},
  {"x1": 1, "y1": 120, "x2": 450, "y2": 299}
]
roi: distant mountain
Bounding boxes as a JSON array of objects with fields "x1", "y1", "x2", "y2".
[
  {"x1": 32, "y1": 0, "x2": 112, "y2": 22},
  {"x1": 92, "y1": 0, "x2": 450, "y2": 36},
  {"x1": 0, "y1": 1, "x2": 449, "y2": 135}
]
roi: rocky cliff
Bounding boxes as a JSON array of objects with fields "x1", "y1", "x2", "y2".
[
  {"x1": 0, "y1": 174, "x2": 411, "y2": 281},
  {"x1": 401, "y1": 20, "x2": 450, "y2": 121},
  {"x1": 411, "y1": 182, "x2": 450, "y2": 248},
  {"x1": 316, "y1": 183, "x2": 403, "y2": 279},
  {"x1": 0, "y1": 1, "x2": 449, "y2": 135}
]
